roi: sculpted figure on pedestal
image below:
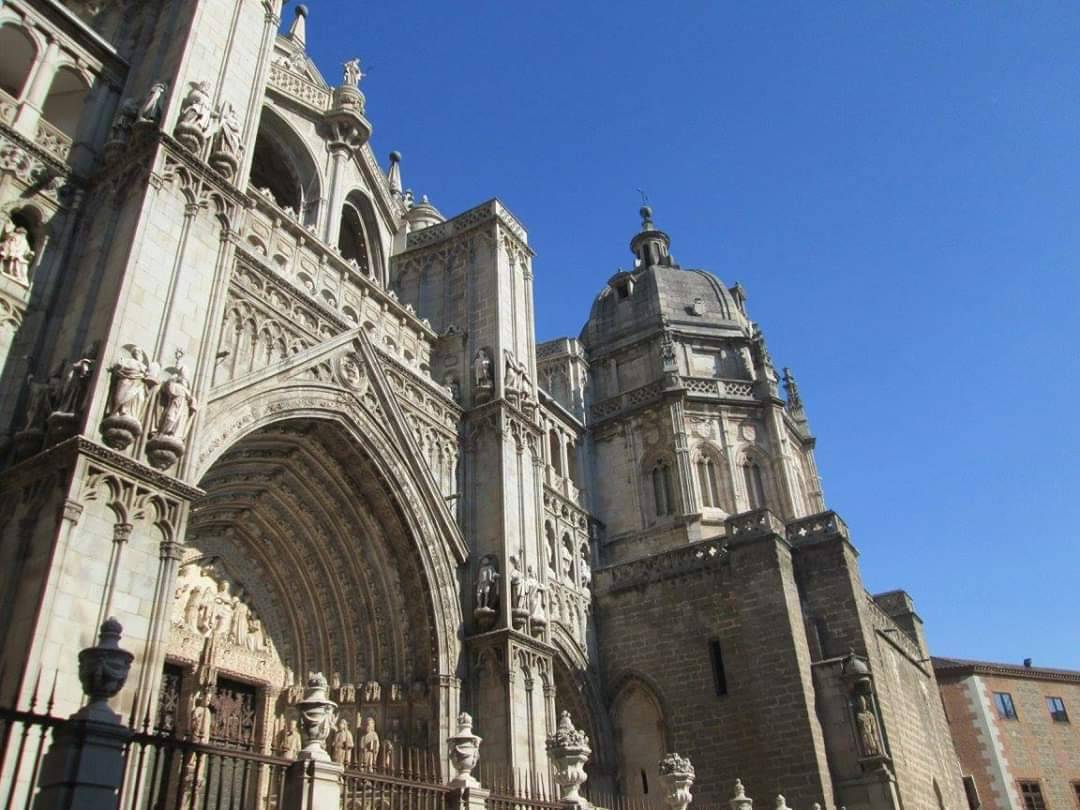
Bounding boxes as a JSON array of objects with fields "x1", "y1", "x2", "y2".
[
  {"x1": 473, "y1": 349, "x2": 493, "y2": 397},
  {"x1": 107, "y1": 97, "x2": 139, "y2": 149},
  {"x1": 474, "y1": 554, "x2": 500, "y2": 623},
  {"x1": 0, "y1": 219, "x2": 33, "y2": 284},
  {"x1": 138, "y1": 82, "x2": 168, "y2": 125},
  {"x1": 101, "y1": 345, "x2": 155, "y2": 451},
  {"x1": 146, "y1": 356, "x2": 197, "y2": 470},
  {"x1": 331, "y1": 717, "x2": 354, "y2": 766},
  {"x1": 209, "y1": 101, "x2": 242, "y2": 179},
  {"x1": 358, "y1": 716, "x2": 380, "y2": 769},
  {"x1": 343, "y1": 58, "x2": 364, "y2": 88},
  {"x1": 855, "y1": 695, "x2": 884, "y2": 758},
  {"x1": 174, "y1": 81, "x2": 214, "y2": 151},
  {"x1": 278, "y1": 719, "x2": 302, "y2": 759}
]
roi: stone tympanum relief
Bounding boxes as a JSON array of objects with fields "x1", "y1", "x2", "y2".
[{"x1": 168, "y1": 558, "x2": 284, "y2": 687}]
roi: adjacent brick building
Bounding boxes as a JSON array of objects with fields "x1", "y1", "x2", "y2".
[{"x1": 934, "y1": 657, "x2": 1080, "y2": 810}]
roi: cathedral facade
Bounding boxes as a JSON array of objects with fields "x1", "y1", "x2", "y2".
[{"x1": 0, "y1": 3, "x2": 966, "y2": 810}]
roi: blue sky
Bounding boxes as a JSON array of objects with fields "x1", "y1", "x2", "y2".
[{"x1": 302, "y1": 2, "x2": 1080, "y2": 669}]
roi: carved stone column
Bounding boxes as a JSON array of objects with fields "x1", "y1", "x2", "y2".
[{"x1": 33, "y1": 619, "x2": 135, "y2": 810}]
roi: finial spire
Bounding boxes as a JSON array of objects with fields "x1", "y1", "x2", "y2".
[
  {"x1": 288, "y1": 5, "x2": 308, "y2": 48},
  {"x1": 630, "y1": 203, "x2": 675, "y2": 268},
  {"x1": 782, "y1": 367, "x2": 802, "y2": 411},
  {"x1": 388, "y1": 151, "x2": 403, "y2": 197}
]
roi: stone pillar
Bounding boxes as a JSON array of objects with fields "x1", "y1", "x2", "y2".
[
  {"x1": 14, "y1": 39, "x2": 59, "y2": 137},
  {"x1": 546, "y1": 711, "x2": 591, "y2": 810},
  {"x1": 283, "y1": 673, "x2": 343, "y2": 810},
  {"x1": 658, "y1": 754, "x2": 695, "y2": 810},
  {"x1": 33, "y1": 618, "x2": 134, "y2": 810}
]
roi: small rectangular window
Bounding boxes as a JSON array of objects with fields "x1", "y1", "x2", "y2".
[
  {"x1": 709, "y1": 640, "x2": 728, "y2": 696},
  {"x1": 994, "y1": 691, "x2": 1018, "y2": 720},
  {"x1": 1018, "y1": 781, "x2": 1046, "y2": 810},
  {"x1": 1047, "y1": 696, "x2": 1069, "y2": 722}
]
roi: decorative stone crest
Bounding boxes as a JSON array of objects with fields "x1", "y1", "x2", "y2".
[
  {"x1": 76, "y1": 617, "x2": 134, "y2": 723},
  {"x1": 473, "y1": 554, "x2": 499, "y2": 631},
  {"x1": 296, "y1": 672, "x2": 338, "y2": 761},
  {"x1": 659, "y1": 753, "x2": 695, "y2": 810},
  {"x1": 546, "y1": 711, "x2": 591, "y2": 808},
  {"x1": 174, "y1": 81, "x2": 214, "y2": 153},
  {"x1": 337, "y1": 351, "x2": 368, "y2": 393},
  {"x1": 447, "y1": 712, "x2": 482, "y2": 788},
  {"x1": 0, "y1": 217, "x2": 34, "y2": 285}
]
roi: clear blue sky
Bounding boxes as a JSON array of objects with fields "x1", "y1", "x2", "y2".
[{"x1": 301, "y1": 2, "x2": 1080, "y2": 669}]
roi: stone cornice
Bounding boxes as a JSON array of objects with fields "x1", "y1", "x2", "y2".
[
  {"x1": 403, "y1": 199, "x2": 531, "y2": 254},
  {"x1": 1, "y1": 436, "x2": 204, "y2": 501},
  {"x1": 594, "y1": 537, "x2": 729, "y2": 594}
]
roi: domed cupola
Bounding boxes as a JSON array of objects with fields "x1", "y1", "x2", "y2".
[{"x1": 630, "y1": 206, "x2": 676, "y2": 269}]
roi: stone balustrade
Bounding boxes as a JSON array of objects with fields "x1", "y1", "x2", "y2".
[{"x1": 267, "y1": 63, "x2": 332, "y2": 110}]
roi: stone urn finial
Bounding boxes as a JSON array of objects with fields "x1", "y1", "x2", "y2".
[
  {"x1": 296, "y1": 672, "x2": 338, "y2": 762},
  {"x1": 546, "y1": 711, "x2": 591, "y2": 808},
  {"x1": 775, "y1": 796, "x2": 791, "y2": 810},
  {"x1": 730, "y1": 779, "x2": 753, "y2": 810},
  {"x1": 448, "y1": 711, "x2": 483, "y2": 788},
  {"x1": 76, "y1": 617, "x2": 134, "y2": 724},
  {"x1": 659, "y1": 754, "x2": 695, "y2": 810}
]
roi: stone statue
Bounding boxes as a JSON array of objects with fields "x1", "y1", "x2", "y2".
[
  {"x1": 213, "y1": 101, "x2": 241, "y2": 157},
  {"x1": 340, "y1": 682, "x2": 356, "y2": 704},
  {"x1": 278, "y1": 719, "x2": 302, "y2": 759},
  {"x1": 56, "y1": 356, "x2": 94, "y2": 416},
  {"x1": 362, "y1": 681, "x2": 381, "y2": 703},
  {"x1": 579, "y1": 544, "x2": 591, "y2": 588},
  {"x1": 358, "y1": 716, "x2": 380, "y2": 769},
  {"x1": 108, "y1": 97, "x2": 140, "y2": 145},
  {"x1": 246, "y1": 614, "x2": 264, "y2": 652},
  {"x1": 389, "y1": 683, "x2": 404, "y2": 703},
  {"x1": 175, "y1": 81, "x2": 214, "y2": 150},
  {"x1": 855, "y1": 695, "x2": 883, "y2": 757},
  {"x1": 343, "y1": 58, "x2": 364, "y2": 87},
  {"x1": 183, "y1": 586, "x2": 204, "y2": 631},
  {"x1": 105, "y1": 345, "x2": 154, "y2": 420},
  {"x1": 138, "y1": 81, "x2": 168, "y2": 125},
  {"x1": 475, "y1": 554, "x2": 499, "y2": 611},
  {"x1": 189, "y1": 690, "x2": 212, "y2": 742},
  {"x1": 0, "y1": 219, "x2": 34, "y2": 284},
  {"x1": 331, "y1": 717, "x2": 354, "y2": 765},
  {"x1": 228, "y1": 595, "x2": 248, "y2": 648},
  {"x1": 381, "y1": 728, "x2": 396, "y2": 770},
  {"x1": 146, "y1": 356, "x2": 197, "y2": 470},
  {"x1": 560, "y1": 541, "x2": 574, "y2": 580},
  {"x1": 472, "y1": 348, "x2": 493, "y2": 391}
]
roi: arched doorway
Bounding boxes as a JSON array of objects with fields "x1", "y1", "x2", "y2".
[
  {"x1": 612, "y1": 679, "x2": 668, "y2": 802},
  {"x1": 160, "y1": 418, "x2": 450, "y2": 766}
]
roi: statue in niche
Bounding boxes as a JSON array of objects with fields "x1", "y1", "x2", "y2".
[
  {"x1": 228, "y1": 592, "x2": 249, "y2": 648},
  {"x1": 331, "y1": 717, "x2": 354, "y2": 766},
  {"x1": 389, "y1": 683, "x2": 404, "y2": 703},
  {"x1": 579, "y1": 544, "x2": 592, "y2": 588},
  {"x1": 474, "y1": 554, "x2": 499, "y2": 613},
  {"x1": 137, "y1": 81, "x2": 168, "y2": 125},
  {"x1": 509, "y1": 556, "x2": 528, "y2": 629},
  {"x1": 530, "y1": 575, "x2": 548, "y2": 634},
  {"x1": 363, "y1": 681, "x2": 381, "y2": 703},
  {"x1": 472, "y1": 349, "x2": 493, "y2": 393},
  {"x1": 560, "y1": 540, "x2": 574, "y2": 581},
  {"x1": 382, "y1": 721, "x2": 400, "y2": 770},
  {"x1": 340, "y1": 682, "x2": 356, "y2": 704},
  {"x1": 149, "y1": 360, "x2": 197, "y2": 439},
  {"x1": 278, "y1": 718, "x2": 302, "y2": 759},
  {"x1": 358, "y1": 717, "x2": 380, "y2": 769},
  {"x1": 855, "y1": 695, "x2": 884, "y2": 758},
  {"x1": 0, "y1": 219, "x2": 33, "y2": 284},
  {"x1": 246, "y1": 613, "x2": 265, "y2": 652},
  {"x1": 182, "y1": 586, "x2": 204, "y2": 631}
]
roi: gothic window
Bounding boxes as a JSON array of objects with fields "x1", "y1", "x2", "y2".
[
  {"x1": 549, "y1": 429, "x2": 563, "y2": 476},
  {"x1": 0, "y1": 25, "x2": 37, "y2": 101},
  {"x1": 697, "y1": 456, "x2": 720, "y2": 508},
  {"x1": 338, "y1": 202, "x2": 370, "y2": 274},
  {"x1": 249, "y1": 108, "x2": 321, "y2": 226},
  {"x1": 41, "y1": 66, "x2": 90, "y2": 139},
  {"x1": 1047, "y1": 696, "x2": 1069, "y2": 722},
  {"x1": 741, "y1": 456, "x2": 766, "y2": 510},
  {"x1": 652, "y1": 461, "x2": 675, "y2": 517}
]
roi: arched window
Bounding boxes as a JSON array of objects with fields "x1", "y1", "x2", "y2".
[
  {"x1": 741, "y1": 456, "x2": 766, "y2": 510},
  {"x1": 0, "y1": 25, "x2": 38, "y2": 101},
  {"x1": 41, "y1": 66, "x2": 89, "y2": 139},
  {"x1": 339, "y1": 190, "x2": 385, "y2": 283},
  {"x1": 549, "y1": 429, "x2": 562, "y2": 476},
  {"x1": 248, "y1": 108, "x2": 321, "y2": 226},
  {"x1": 696, "y1": 456, "x2": 721, "y2": 508},
  {"x1": 651, "y1": 461, "x2": 675, "y2": 517}
]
